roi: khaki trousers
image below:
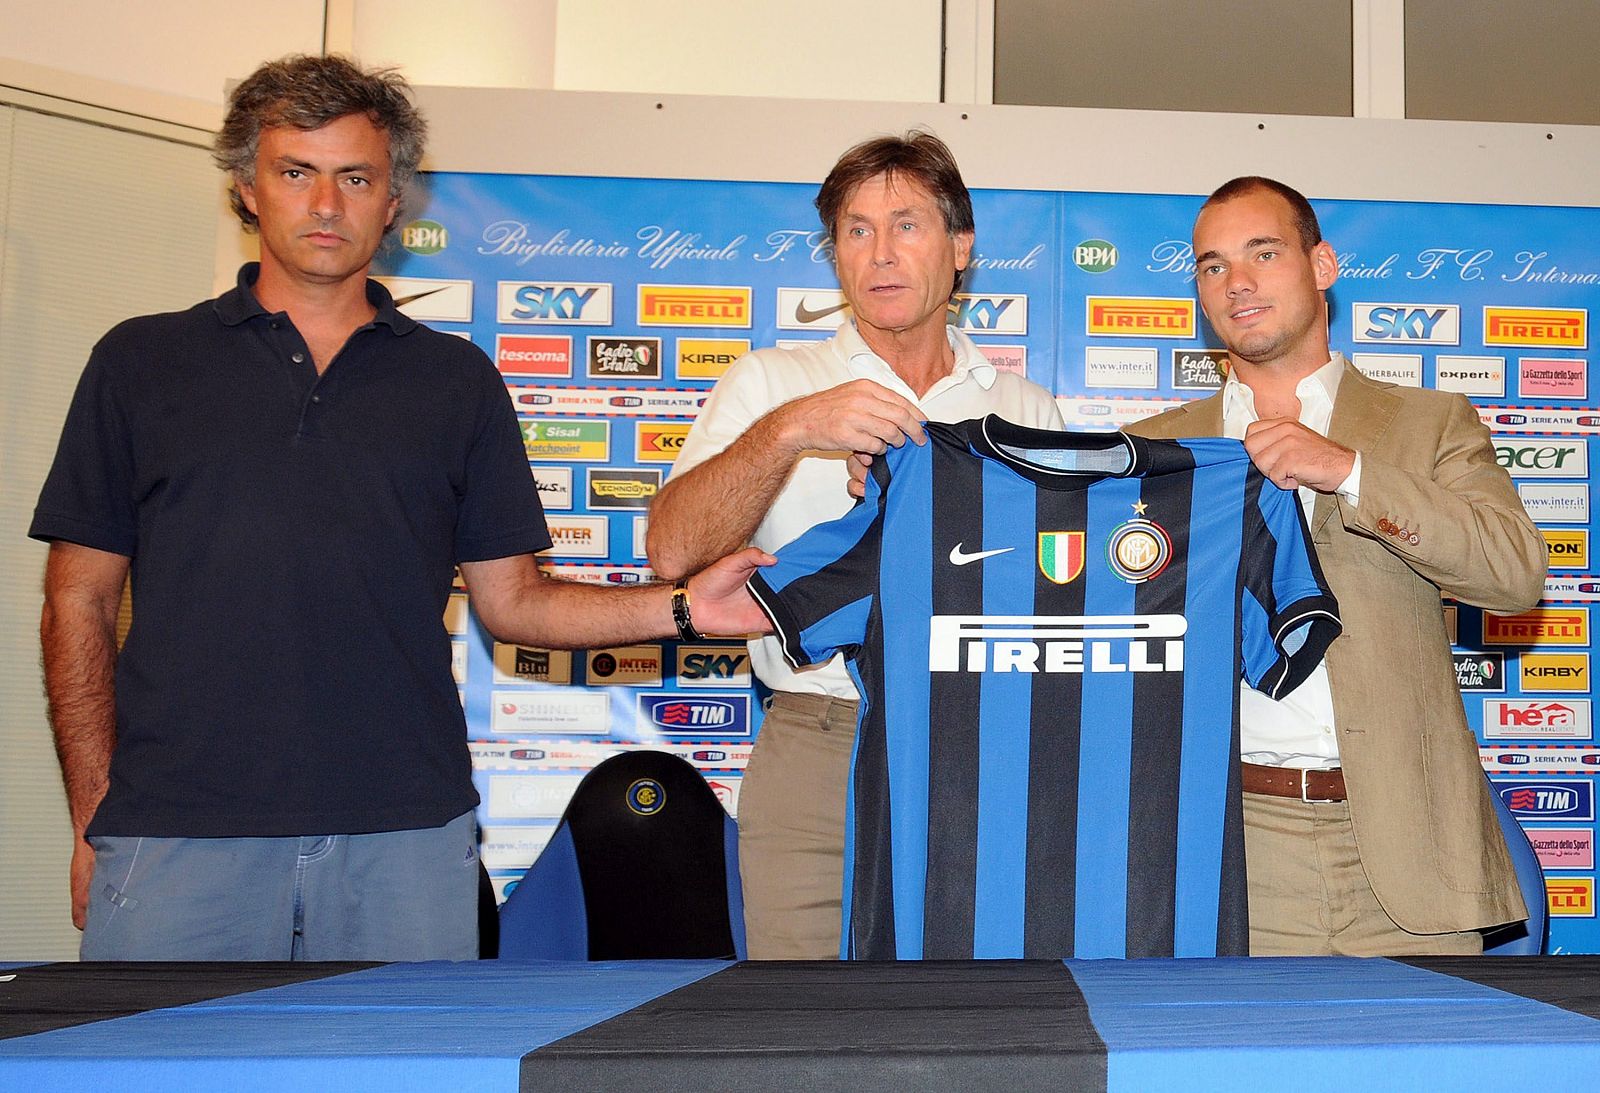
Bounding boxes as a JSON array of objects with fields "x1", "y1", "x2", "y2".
[
  {"x1": 737, "y1": 691, "x2": 858, "y2": 959},
  {"x1": 1244, "y1": 792, "x2": 1483, "y2": 956}
]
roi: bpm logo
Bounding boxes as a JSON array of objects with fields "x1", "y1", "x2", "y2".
[
  {"x1": 1495, "y1": 438, "x2": 1588, "y2": 479},
  {"x1": 950, "y1": 294, "x2": 1029, "y2": 334},
  {"x1": 400, "y1": 219, "x2": 448, "y2": 255},
  {"x1": 677, "y1": 645, "x2": 752, "y2": 688},
  {"x1": 1352, "y1": 303, "x2": 1461, "y2": 345},
  {"x1": 1548, "y1": 877, "x2": 1595, "y2": 918},
  {"x1": 928, "y1": 614, "x2": 1186, "y2": 673},
  {"x1": 1074, "y1": 239, "x2": 1118, "y2": 273},
  {"x1": 1086, "y1": 297, "x2": 1195, "y2": 339},
  {"x1": 1482, "y1": 608, "x2": 1589, "y2": 647},
  {"x1": 498, "y1": 282, "x2": 614, "y2": 325},
  {"x1": 1484, "y1": 306, "x2": 1587, "y2": 349},
  {"x1": 1497, "y1": 779, "x2": 1594, "y2": 820},
  {"x1": 1544, "y1": 529, "x2": 1588, "y2": 570},
  {"x1": 637, "y1": 693, "x2": 752, "y2": 736},
  {"x1": 637, "y1": 285, "x2": 752, "y2": 327}
]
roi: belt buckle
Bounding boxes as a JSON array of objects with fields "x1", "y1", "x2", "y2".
[{"x1": 1299, "y1": 769, "x2": 1316, "y2": 804}]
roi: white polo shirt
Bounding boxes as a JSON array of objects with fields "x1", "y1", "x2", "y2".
[{"x1": 671, "y1": 320, "x2": 1064, "y2": 698}]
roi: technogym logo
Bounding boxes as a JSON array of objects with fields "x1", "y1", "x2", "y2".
[{"x1": 401, "y1": 219, "x2": 448, "y2": 255}]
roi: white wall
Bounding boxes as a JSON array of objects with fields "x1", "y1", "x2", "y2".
[{"x1": 0, "y1": 0, "x2": 941, "y2": 116}]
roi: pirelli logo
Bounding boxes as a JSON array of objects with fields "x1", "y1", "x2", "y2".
[
  {"x1": 1483, "y1": 306, "x2": 1587, "y2": 350},
  {"x1": 638, "y1": 285, "x2": 752, "y2": 328},
  {"x1": 929, "y1": 614, "x2": 1186, "y2": 673},
  {"x1": 1482, "y1": 607, "x2": 1590, "y2": 647},
  {"x1": 1086, "y1": 297, "x2": 1196, "y2": 338},
  {"x1": 1548, "y1": 876, "x2": 1595, "y2": 917}
]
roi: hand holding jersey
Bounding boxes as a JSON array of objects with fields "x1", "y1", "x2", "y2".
[{"x1": 1243, "y1": 418, "x2": 1357, "y2": 494}]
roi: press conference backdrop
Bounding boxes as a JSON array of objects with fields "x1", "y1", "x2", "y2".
[{"x1": 370, "y1": 175, "x2": 1600, "y2": 953}]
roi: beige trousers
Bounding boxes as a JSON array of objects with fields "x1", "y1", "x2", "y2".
[
  {"x1": 1244, "y1": 792, "x2": 1483, "y2": 956},
  {"x1": 737, "y1": 691, "x2": 858, "y2": 959}
]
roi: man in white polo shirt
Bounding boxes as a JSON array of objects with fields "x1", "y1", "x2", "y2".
[{"x1": 648, "y1": 131, "x2": 1062, "y2": 958}]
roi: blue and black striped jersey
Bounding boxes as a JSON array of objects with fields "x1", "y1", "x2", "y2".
[{"x1": 748, "y1": 417, "x2": 1341, "y2": 960}]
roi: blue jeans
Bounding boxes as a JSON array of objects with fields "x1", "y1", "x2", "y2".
[{"x1": 81, "y1": 811, "x2": 480, "y2": 961}]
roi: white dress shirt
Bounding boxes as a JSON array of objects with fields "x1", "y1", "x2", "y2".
[{"x1": 1221, "y1": 353, "x2": 1361, "y2": 769}]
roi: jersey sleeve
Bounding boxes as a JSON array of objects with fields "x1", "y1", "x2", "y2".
[
  {"x1": 746, "y1": 460, "x2": 886, "y2": 671},
  {"x1": 1239, "y1": 472, "x2": 1342, "y2": 698}
]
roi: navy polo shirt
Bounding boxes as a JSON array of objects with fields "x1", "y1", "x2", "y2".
[{"x1": 31, "y1": 265, "x2": 550, "y2": 838}]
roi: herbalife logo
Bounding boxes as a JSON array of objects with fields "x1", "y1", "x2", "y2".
[
  {"x1": 402, "y1": 219, "x2": 448, "y2": 256},
  {"x1": 1075, "y1": 239, "x2": 1118, "y2": 274}
]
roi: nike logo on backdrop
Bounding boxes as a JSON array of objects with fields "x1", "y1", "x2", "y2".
[
  {"x1": 392, "y1": 286, "x2": 448, "y2": 308},
  {"x1": 793, "y1": 298, "x2": 851, "y2": 324},
  {"x1": 949, "y1": 544, "x2": 1015, "y2": 565}
]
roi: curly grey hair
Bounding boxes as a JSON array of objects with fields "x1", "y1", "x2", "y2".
[{"x1": 214, "y1": 54, "x2": 426, "y2": 233}]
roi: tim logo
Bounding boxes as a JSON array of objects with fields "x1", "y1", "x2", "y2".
[
  {"x1": 1352, "y1": 303, "x2": 1460, "y2": 345},
  {"x1": 929, "y1": 614, "x2": 1186, "y2": 674},
  {"x1": 638, "y1": 693, "x2": 751, "y2": 736},
  {"x1": 498, "y1": 282, "x2": 613, "y2": 325},
  {"x1": 1498, "y1": 779, "x2": 1594, "y2": 820}
]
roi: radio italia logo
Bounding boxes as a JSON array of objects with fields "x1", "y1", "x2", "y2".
[
  {"x1": 637, "y1": 285, "x2": 752, "y2": 327},
  {"x1": 928, "y1": 614, "x2": 1186, "y2": 674},
  {"x1": 1086, "y1": 297, "x2": 1196, "y2": 338},
  {"x1": 1483, "y1": 306, "x2": 1587, "y2": 349}
]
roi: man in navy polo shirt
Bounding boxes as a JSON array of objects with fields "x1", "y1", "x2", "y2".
[{"x1": 31, "y1": 54, "x2": 770, "y2": 961}]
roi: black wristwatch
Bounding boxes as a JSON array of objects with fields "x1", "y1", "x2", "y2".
[{"x1": 671, "y1": 579, "x2": 703, "y2": 642}]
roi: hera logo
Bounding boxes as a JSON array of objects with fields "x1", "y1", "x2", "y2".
[{"x1": 928, "y1": 614, "x2": 1186, "y2": 674}]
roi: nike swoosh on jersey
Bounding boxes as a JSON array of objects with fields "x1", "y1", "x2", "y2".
[
  {"x1": 794, "y1": 298, "x2": 852, "y2": 324},
  {"x1": 948, "y1": 543, "x2": 1015, "y2": 565}
]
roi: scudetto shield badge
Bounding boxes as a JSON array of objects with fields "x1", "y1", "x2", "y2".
[{"x1": 1037, "y1": 531, "x2": 1086, "y2": 584}]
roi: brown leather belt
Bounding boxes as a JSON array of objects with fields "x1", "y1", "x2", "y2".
[{"x1": 1242, "y1": 762, "x2": 1347, "y2": 802}]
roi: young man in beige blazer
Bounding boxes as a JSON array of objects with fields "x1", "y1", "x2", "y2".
[{"x1": 1127, "y1": 177, "x2": 1547, "y2": 955}]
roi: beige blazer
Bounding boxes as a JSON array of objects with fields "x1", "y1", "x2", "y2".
[{"x1": 1128, "y1": 363, "x2": 1546, "y2": 932}]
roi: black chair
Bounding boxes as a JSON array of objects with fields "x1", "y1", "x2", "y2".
[{"x1": 497, "y1": 750, "x2": 746, "y2": 960}]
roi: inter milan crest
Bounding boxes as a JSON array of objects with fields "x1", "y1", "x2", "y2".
[
  {"x1": 1106, "y1": 518, "x2": 1174, "y2": 583},
  {"x1": 1037, "y1": 531, "x2": 1086, "y2": 584},
  {"x1": 626, "y1": 777, "x2": 666, "y2": 816}
]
